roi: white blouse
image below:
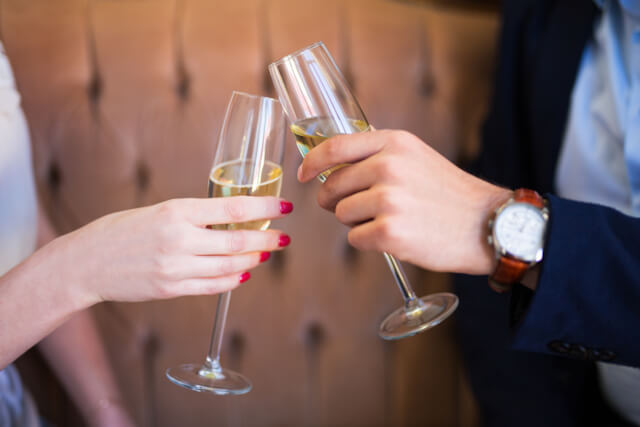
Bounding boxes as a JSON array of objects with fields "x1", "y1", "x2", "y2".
[{"x1": 0, "y1": 40, "x2": 40, "y2": 427}]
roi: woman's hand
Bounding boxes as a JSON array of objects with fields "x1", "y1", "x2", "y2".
[
  {"x1": 42, "y1": 196, "x2": 293, "y2": 309},
  {"x1": 0, "y1": 195, "x2": 292, "y2": 369},
  {"x1": 297, "y1": 129, "x2": 510, "y2": 275}
]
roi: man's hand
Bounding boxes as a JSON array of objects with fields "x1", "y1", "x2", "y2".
[{"x1": 298, "y1": 129, "x2": 511, "y2": 275}]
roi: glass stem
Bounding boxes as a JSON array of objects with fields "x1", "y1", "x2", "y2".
[
  {"x1": 383, "y1": 252, "x2": 421, "y2": 310},
  {"x1": 203, "y1": 290, "x2": 231, "y2": 373}
]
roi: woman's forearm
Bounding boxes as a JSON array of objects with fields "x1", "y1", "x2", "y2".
[
  {"x1": 0, "y1": 237, "x2": 90, "y2": 369},
  {"x1": 0, "y1": 196, "x2": 292, "y2": 370}
]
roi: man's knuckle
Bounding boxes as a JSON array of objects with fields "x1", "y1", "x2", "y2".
[
  {"x1": 394, "y1": 130, "x2": 411, "y2": 143},
  {"x1": 317, "y1": 187, "x2": 335, "y2": 211},
  {"x1": 376, "y1": 188, "x2": 398, "y2": 213},
  {"x1": 377, "y1": 217, "x2": 398, "y2": 242},
  {"x1": 335, "y1": 200, "x2": 350, "y2": 223},
  {"x1": 326, "y1": 138, "x2": 343, "y2": 161},
  {"x1": 375, "y1": 157, "x2": 395, "y2": 179},
  {"x1": 347, "y1": 230, "x2": 362, "y2": 249}
]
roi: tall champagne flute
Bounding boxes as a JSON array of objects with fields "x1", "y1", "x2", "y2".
[
  {"x1": 269, "y1": 42, "x2": 458, "y2": 340},
  {"x1": 166, "y1": 91, "x2": 286, "y2": 394}
]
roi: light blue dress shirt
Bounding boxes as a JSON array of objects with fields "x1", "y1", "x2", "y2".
[{"x1": 555, "y1": 0, "x2": 640, "y2": 424}]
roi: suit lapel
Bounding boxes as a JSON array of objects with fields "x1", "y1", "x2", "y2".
[{"x1": 528, "y1": 0, "x2": 599, "y2": 193}]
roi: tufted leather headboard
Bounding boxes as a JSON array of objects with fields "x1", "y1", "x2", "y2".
[{"x1": 2, "y1": 0, "x2": 498, "y2": 425}]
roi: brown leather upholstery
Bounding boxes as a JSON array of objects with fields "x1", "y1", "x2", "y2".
[{"x1": 2, "y1": 1, "x2": 498, "y2": 425}]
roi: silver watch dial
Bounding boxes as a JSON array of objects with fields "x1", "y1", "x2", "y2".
[{"x1": 494, "y1": 203, "x2": 546, "y2": 262}]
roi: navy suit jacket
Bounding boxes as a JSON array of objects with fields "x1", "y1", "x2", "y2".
[{"x1": 454, "y1": 0, "x2": 638, "y2": 425}]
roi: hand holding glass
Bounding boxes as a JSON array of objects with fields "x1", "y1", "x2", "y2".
[
  {"x1": 269, "y1": 42, "x2": 458, "y2": 339},
  {"x1": 166, "y1": 91, "x2": 286, "y2": 394}
]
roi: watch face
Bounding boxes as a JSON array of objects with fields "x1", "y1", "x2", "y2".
[{"x1": 494, "y1": 203, "x2": 546, "y2": 262}]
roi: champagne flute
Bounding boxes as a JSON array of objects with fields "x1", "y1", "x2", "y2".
[
  {"x1": 269, "y1": 42, "x2": 458, "y2": 340},
  {"x1": 166, "y1": 91, "x2": 286, "y2": 394}
]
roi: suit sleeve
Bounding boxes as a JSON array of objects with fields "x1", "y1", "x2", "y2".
[{"x1": 511, "y1": 194, "x2": 640, "y2": 367}]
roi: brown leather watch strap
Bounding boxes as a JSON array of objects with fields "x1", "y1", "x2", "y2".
[
  {"x1": 513, "y1": 188, "x2": 545, "y2": 209},
  {"x1": 488, "y1": 189, "x2": 545, "y2": 293},
  {"x1": 489, "y1": 256, "x2": 529, "y2": 293}
]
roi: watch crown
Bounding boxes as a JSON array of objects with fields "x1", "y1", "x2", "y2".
[{"x1": 487, "y1": 235, "x2": 493, "y2": 246}]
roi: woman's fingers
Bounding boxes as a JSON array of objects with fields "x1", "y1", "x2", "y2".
[
  {"x1": 166, "y1": 252, "x2": 267, "y2": 280},
  {"x1": 171, "y1": 273, "x2": 253, "y2": 297},
  {"x1": 160, "y1": 196, "x2": 293, "y2": 227},
  {"x1": 186, "y1": 228, "x2": 290, "y2": 255}
]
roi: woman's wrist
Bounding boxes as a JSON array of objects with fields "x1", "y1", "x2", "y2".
[
  {"x1": 41, "y1": 231, "x2": 102, "y2": 310},
  {"x1": 0, "y1": 238, "x2": 93, "y2": 368}
]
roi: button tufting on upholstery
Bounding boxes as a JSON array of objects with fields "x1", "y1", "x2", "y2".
[
  {"x1": 269, "y1": 250, "x2": 286, "y2": 274},
  {"x1": 175, "y1": 66, "x2": 190, "y2": 101},
  {"x1": 228, "y1": 330, "x2": 246, "y2": 360},
  {"x1": 343, "y1": 238, "x2": 358, "y2": 265},
  {"x1": 141, "y1": 329, "x2": 161, "y2": 357},
  {"x1": 419, "y1": 23, "x2": 436, "y2": 97},
  {"x1": 87, "y1": 71, "x2": 103, "y2": 105},
  {"x1": 304, "y1": 322, "x2": 326, "y2": 350},
  {"x1": 135, "y1": 162, "x2": 151, "y2": 193},
  {"x1": 47, "y1": 162, "x2": 62, "y2": 194}
]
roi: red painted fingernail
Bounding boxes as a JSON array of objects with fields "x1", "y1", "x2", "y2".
[
  {"x1": 260, "y1": 252, "x2": 271, "y2": 262},
  {"x1": 239, "y1": 272, "x2": 251, "y2": 283},
  {"x1": 278, "y1": 234, "x2": 291, "y2": 247},
  {"x1": 280, "y1": 201, "x2": 294, "y2": 214}
]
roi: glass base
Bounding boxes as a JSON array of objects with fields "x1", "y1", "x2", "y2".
[
  {"x1": 166, "y1": 363, "x2": 252, "y2": 395},
  {"x1": 378, "y1": 292, "x2": 459, "y2": 340}
]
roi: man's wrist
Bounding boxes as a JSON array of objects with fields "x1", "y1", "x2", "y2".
[
  {"x1": 484, "y1": 188, "x2": 548, "y2": 292},
  {"x1": 472, "y1": 185, "x2": 513, "y2": 275}
]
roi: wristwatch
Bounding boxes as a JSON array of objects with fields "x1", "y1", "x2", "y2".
[{"x1": 487, "y1": 189, "x2": 549, "y2": 293}]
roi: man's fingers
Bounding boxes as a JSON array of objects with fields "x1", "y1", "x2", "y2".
[
  {"x1": 317, "y1": 153, "x2": 396, "y2": 212},
  {"x1": 186, "y1": 228, "x2": 289, "y2": 255},
  {"x1": 298, "y1": 130, "x2": 387, "y2": 182},
  {"x1": 164, "y1": 196, "x2": 293, "y2": 226},
  {"x1": 334, "y1": 190, "x2": 379, "y2": 226},
  {"x1": 346, "y1": 216, "x2": 398, "y2": 254},
  {"x1": 316, "y1": 164, "x2": 369, "y2": 212}
]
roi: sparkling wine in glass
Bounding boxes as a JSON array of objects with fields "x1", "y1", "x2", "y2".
[
  {"x1": 269, "y1": 42, "x2": 458, "y2": 340},
  {"x1": 166, "y1": 91, "x2": 286, "y2": 394}
]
